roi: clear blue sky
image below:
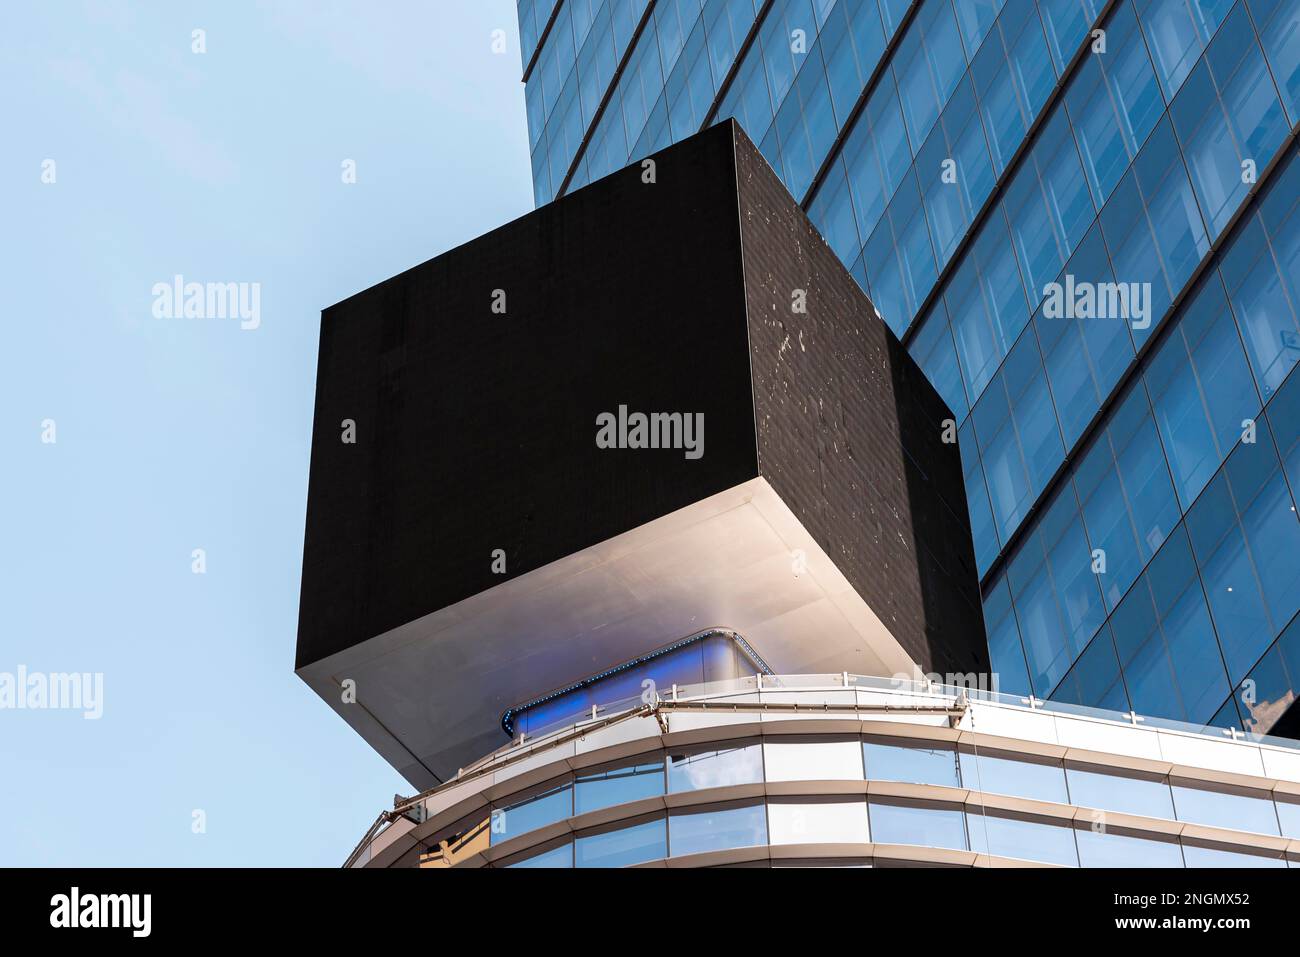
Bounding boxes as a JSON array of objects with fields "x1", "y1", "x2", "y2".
[{"x1": 1, "y1": 0, "x2": 533, "y2": 866}]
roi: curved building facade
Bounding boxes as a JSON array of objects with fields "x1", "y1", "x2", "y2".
[{"x1": 347, "y1": 672, "x2": 1300, "y2": 868}]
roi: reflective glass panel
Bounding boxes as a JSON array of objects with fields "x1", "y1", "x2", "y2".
[
  {"x1": 1075, "y1": 826, "x2": 1185, "y2": 866},
  {"x1": 1171, "y1": 780, "x2": 1281, "y2": 834},
  {"x1": 959, "y1": 749, "x2": 1070, "y2": 803},
  {"x1": 669, "y1": 801, "x2": 768, "y2": 855},
  {"x1": 869, "y1": 799, "x2": 969, "y2": 850},
  {"x1": 1065, "y1": 764, "x2": 1175, "y2": 818},
  {"x1": 966, "y1": 810, "x2": 1080, "y2": 865},
  {"x1": 667, "y1": 742, "x2": 764, "y2": 791},
  {"x1": 575, "y1": 816, "x2": 668, "y2": 866},
  {"x1": 490, "y1": 782, "x2": 573, "y2": 844},
  {"x1": 1182, "y1": 842, "x2": 1286, "y2": 866},
  {"x1": 506, "y1": 842, "x2": 574, "y2": 867},
  {"x1": 863, "y1": 740, "x2": 962, "y2": 787},
  {"x1": 575, "y1": 761, "x2": 665, "y2": 814}
]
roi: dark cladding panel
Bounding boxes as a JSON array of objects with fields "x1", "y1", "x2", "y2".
[
  {"x1": 298, "y1": 123, "x2": 759, "y2": 669},
  {"x1": 731, "y1": 124, "x2": 986, "y2": 676}
]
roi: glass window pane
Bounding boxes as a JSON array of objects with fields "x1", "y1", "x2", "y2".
[
  {"x1": 909, "y1": 299, "x2": 971, "y2": 420},
  {"x1": 718, "y1": 42, "x2": 776, "y2": 137},
  {"x1": 1144, "y1": 273, "x2": 1260, "y2": 509},
  {"x1": 1182, "y1": 841, "x2": 1287, "y2": 866},
  {"x1": 1035, "y1": 223, "x2": 1136, "y2": 450},
  {"x1": 878, "y1": 0, "x2": 912, "y2": 35},
  {"x1": 1075, "y1": 825, "x2": 1185, "y2": 865},
  {"x1": 575, "y1": 816, "x2": 668, "y2": 866},
  {"x1": 575, "y1": 761, "x2": 665, "y2": 814},
  {"x1": 984, "y1": 571, "x2": 1033, "y2": 694},
  {"x1": 1185, "y1": 421, "x2": 1300, "y2": 682},
  {"x1": 667, "y1": 742, "x2": 764, "y2": 791},
  {"x1": 1137, "y1": 0, "x2": 1235, "y2": 100},
  {"x1": 1003, "y1": 109, "x2": 1096, "y2": 310},
  {"x1": 520, "y1": 0, "x2": 541, "y2": 67},
  {"x1": 863, "y1": 739, "x2": 962, "y2": 786},
  {"x1": 1099, "y1": 117, "x2": 1210, "y2": 351},
  {"x1": 1065, "y1": 764, "x2": 1175, "y2": 818},
  {"x1": 869, "y1": 799, "x2": 969, "y2": 849},
  {"x1": 1050, "y1": 630, "x2": 1131, "y2": 711},
  {"x1": 1110, "y1": 526, "x2": 1232, "y2": 723},
  {"x1": 947, "y1": 209, "x2": 1030, "y2": 400},
  {"x1": 972, "y1": 329, "x2": 1066, "y2": 543},
  {"x1": 1237, "y1": 613, "x2": 1300, "y2": 734},
  {"x1": 506, "y1": 841, "x2": 573, "y2": 867},
  {"x1": 842, "y1": 72, "x2": 912, "y2": 242},
  {"x1": 955, "y1": 0, "x2": 1008, "y2": 53},
  {"x1": 916, "y1": 75, "x2": 996, "y2": 267},
  {"x1": 1218, "y1": 150, "x2": 1300, "y2": 399},
  {"x1": 864, "y1": 168, "x2": 938, "y2": 334},
  {"x1": 1064, "y1": 0, "x2": 1164, "y2": 207},
  {"x1": 1262, "y1": 331, "x2": 1300, "y2": 496},
  {"x1": 490, "y1": 782, "x2": 572, "y2": 844},
  {"x1": 669, "y1": 801, "x2": 768, "y2": 855},
  {"x1": 1209, "y1": 693, "x2": 1246, "y2": 732},
  {"x1": 822, "y1": 0, "x2": 888, "y2": 126},
  {"x1": 967, "y1": 810, "x2": 1080, "y2": 864},
  {"x1": 962, "y1": 418, "x2": 1003, "y2": 572},
  {"x1": 809, "y1": 157, "x2": 862, "y2": 265},
  {"x1": 1038, "y1": 0, "x2": 1104, "y2": 74},
  {"x1": 1072, "y1": 379, "x2": 1179, "y2": 609},
  {"x1": 959, "y1": 749, "x2": 1070, "y2": 802},
  {"x1": 772, "y1": 54, "x2": 836, "y2": 197},
  {"x1": 620, "y1": 20, "x2": 666, "y2": 150},
  {"x1": 1276, "y1": 794, "x2": 1300, "y2": 838},
  {"x1": 1005, "y1": 485, "x2": 1106, "y2": 695},
  {"x1": 1171, "y1": 779, "x2": 1281, "y2": 834},
  {"x1": 894, "y1": 0, "x2": 967, "y2": 149},
  {"x1": 1248, "y1": 0, "x2": 1300, "y2": 122},
  {"x1": 762, "y1": 0, "x2": 818, "y2": 113},
  {"x1": 1169, "y1": 3, "x2": 1289, "y2": 238}
]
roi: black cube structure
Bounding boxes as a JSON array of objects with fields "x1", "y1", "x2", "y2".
[{"x1": 297, "y1": 121, "x2": 986, "y2": 787}]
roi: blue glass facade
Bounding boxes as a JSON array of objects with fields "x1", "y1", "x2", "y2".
[{"x1": 517, "y1": 0, "x2": 1300, "y2": 733}]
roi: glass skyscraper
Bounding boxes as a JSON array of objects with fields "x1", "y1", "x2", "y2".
[{"x1": 517, "y1": 0, "x2": 1300, "y2": 735}]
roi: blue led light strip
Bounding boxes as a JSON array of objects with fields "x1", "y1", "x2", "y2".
[{"x1": 499, "y1": 626, "x2": 773, "y2": 735}]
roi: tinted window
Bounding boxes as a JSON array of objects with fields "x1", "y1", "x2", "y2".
[
  {"x1": 575, "y1": 761, "x2": 665, "y2": 814},
  {"x1": 1171, "y1": 781, "x2": 1281, "y2": 834},
  {"x1": 960, "y1": 749, "x2": 1070, "y2": 803},
  {"x1": 506, "y1": 842, "x2": 573, "y2": 868},
  {"x1": 863, "y1": 740, "x2": 961, "y2": 787},
  {"x1": 869, "y1": 800, "x2": 969, "y2": 850},
  {"x1": 490, "y1": 782, "x2": 573, "y2": 844},
  {"x1": 1065, "y1": 765, "x2": 1175, "y2": 818},
  {"x1": 668, "y1": 801, "x2": 768, "y2": 856},
  {"x1": 1075, "y1": 826, "x2": 1185, "y2": 866},
  {"x1": 667, "y1": 742, "x2": 764, "y2": 791},
  {"x1": 1182, "y1": 842, "x2": 1286, "y2": 866},
  {"x1": 575, "y1": 816, "x2": 668, "y2": 867},
  {"x1": 967, "y1": 810, "x2": 1080, "y2": 865}
]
